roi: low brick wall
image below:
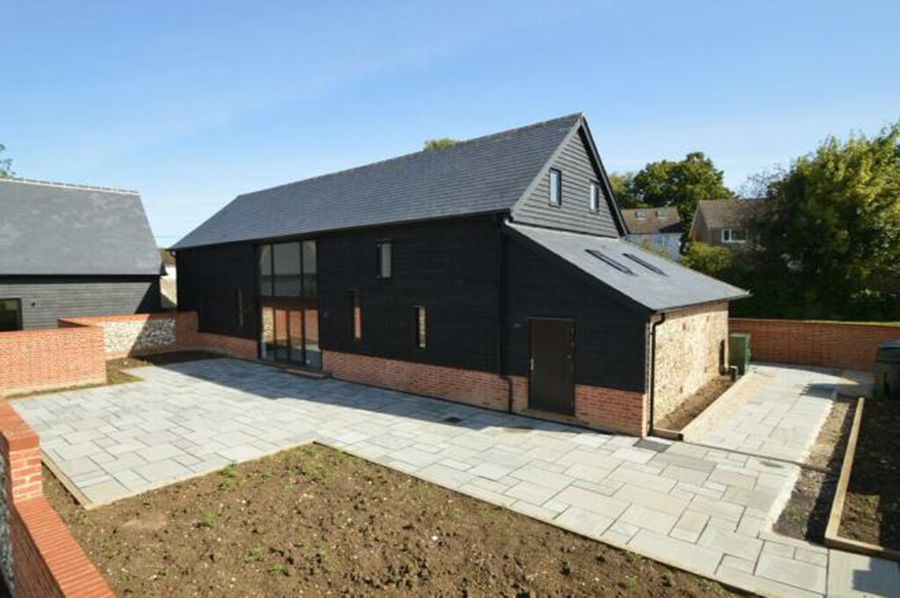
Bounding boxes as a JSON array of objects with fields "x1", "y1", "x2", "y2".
[
  {"x1": 729, "y1": 318, "x2": 900, "y2": 372},
  {"x1": 60, "y1": 312, "x2": 199, "y2": 359},
  {"x1": 0, "y1": 398, "x2": 113, "y2": 597},
  {"x1": 196, "y1": 332, "x2": 257, "y2": 361},
  {"x1": 0, "y1": 327, "x2": 106, "y2": 395},
  {"x1": 324, "y1": 351, "x2": 649, "y2": 436}
]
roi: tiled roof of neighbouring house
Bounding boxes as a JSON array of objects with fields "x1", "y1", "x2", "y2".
[
  {"x1": 621, "y1": 207, "x2": 682, "y2": 235},
  {"x1": 0, "y1": 178, "x2": 161, "y2": 276},
  {"x1": 506, "y1": 222, "x2": 748, "y2": 312},
  {"x1": 172, "y1": 113, "x2": 587, "y2": 250},
  {"x1": 695, "y1": 199, "x2": 763, "y2": 229}
]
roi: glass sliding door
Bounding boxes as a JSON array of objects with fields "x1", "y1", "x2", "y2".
[{"x1": 257, "y1": 240, "x2": 320, "y2": 369}]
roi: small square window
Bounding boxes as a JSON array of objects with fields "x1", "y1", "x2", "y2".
[
  {"x1": 415, "y1": 306, "x2": 426, "y2": 349},
  {"x1": 376, "y1": 241, "x2": 392, "y2": 279},
  {"x1": 549, "y1": 169, "x2": 562, "y2": 206},
  {"x1": 590, "y1": 182, "x2": 600, "y2": 212}
]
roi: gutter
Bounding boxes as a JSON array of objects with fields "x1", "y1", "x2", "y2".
[{"x1": 648, "y1": 312, "x2": 666, "y2": 436}]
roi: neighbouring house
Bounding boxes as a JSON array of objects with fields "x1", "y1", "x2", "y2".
[
  {"x1": 172, "y1": 113, "x2": 748, "y2": 436},
  {"x1": 689, "y1": 199, "x2": 760, "y2": 248},
  {"x1": 0, "y1": 178, "x2": 163, "y2": 330},
  {"x1": 621, "y1": 207, "x2": 682, "y2": 259}
]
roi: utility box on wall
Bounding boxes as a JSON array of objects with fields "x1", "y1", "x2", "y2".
[{"x1": 729, "y1": 333, "x2": 751, "y2": 375}]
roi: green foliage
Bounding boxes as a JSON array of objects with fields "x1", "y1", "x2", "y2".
[
  {"x1": 629, "y1": 152, "x2": 734, "y2": 232},
  {"x1": 199, "y1": 511, "x2": 216, "y2": 528},
  {"x1": 680, "y1": 242, "x2": 733, "y2": 277},
  {"x1": 747, "y1": 121, "x2": 900, "y2": 317},
  {"x1": 423, "y1": 138, "x2": 460, "y2": 151},
  {"x1": 0, "y1": 143, "x2": 13, "y2": 178},
  {"x1": 608, "y1": 172, "x2": 643, "y2": 208}
]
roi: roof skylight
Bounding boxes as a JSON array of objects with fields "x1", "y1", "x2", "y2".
[
  {"x1": 624, "y1": 253, "x2": 666, "y2": 275},
  {"x1": 586, "y1": 249, "x2": 634, "y2": 275}
]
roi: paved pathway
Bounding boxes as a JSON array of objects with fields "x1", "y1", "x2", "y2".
[{"x1": 13, "y1": 359, "x2": 900, "y2": 597}]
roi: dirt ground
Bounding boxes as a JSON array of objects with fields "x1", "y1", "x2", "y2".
[
  {"x1": 840, "y1": 399, "x2": 900, "y2": 549},
  {"x1": 656, "y1": 375, "x2": 734, "y2": 431},
  {"x1": 774, "y1": 398, "x2": 855, "y2": 542},
  {"x1": 9, "y1": 351, "x2": 219, "y2": 399},
  {"x1": 45, "y1": 445, "x2": 744, "y2": 597}
]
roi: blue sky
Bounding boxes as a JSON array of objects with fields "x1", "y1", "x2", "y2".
[{"x1": 4, "y1": 1, "x2": 898, "y2": 245}]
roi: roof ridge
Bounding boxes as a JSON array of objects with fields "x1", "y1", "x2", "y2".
[
  {"x1": 238, "y1": 112, "x2": 584, "y2": 199},
  {"x1": 0, "y1": 177, "x2": 138, "y2": 195}
]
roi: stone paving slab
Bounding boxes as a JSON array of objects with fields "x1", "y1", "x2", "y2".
[{"x1": 13, "y1": 358, "x2": 900, "y2": 597}]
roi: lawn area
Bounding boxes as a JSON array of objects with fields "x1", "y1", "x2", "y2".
[{"x1": 45, "y1": 444, "x2": 742, "y2": 597}]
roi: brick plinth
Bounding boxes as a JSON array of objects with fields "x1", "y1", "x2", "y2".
[
  {"x1": 323, "y1": 351, "x2": 648, "y2": 436},
  {"x1": 0, "y1": 399, "x2": 113, "y2": 597}
]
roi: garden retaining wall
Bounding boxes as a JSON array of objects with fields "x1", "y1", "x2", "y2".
[
  {"x1": 729, "y1": 318, "x2": 899, "y2": 372},
  {"x1": 0, "y1": 398, "x2": 113, "y2": 597}
]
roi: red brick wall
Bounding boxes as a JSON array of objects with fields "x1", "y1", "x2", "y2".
[
  {"x1": 730, "y1": 318, "x2": 899, "y2": 372},
  {"x1": 196, "y1": 332, "x2": 257, "y2": 360},
  {"x1": 324, "y1": 351, "x2": 648, "y2": 436},
  {"x1": 0, "y1": 399, "x2": 113, "y2": 597},
  {"x1": 323, "y1": 351, "x2": 509, "y2": 411},
  {"x1": 0, "y1": 326, "x2": 106, "y2": 395}
]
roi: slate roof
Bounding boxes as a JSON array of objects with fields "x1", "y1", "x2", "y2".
[
  {"x1": 506, "y1": 222, "x2": 748, "y2": 312},
  {"x1": 621, "y1": 207, "x2": 682, "y2": 235},
  {"x1": 694, "y1": 199, "x2": 761, "y2": 229},
  {"x1": 172, "y1": 113, "x2": 584, "y2": 250},
  {"x1": 0, "y1": 178, "x2": 161, "y2": 276}
]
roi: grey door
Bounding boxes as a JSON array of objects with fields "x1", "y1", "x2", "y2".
[{"x1": 528, "y1": 318, "x2": 575, "y2": 415}]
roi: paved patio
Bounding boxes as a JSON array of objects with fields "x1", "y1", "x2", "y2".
[{"x1": 13, "y1": 358, "x2": 900, "y2": 597}]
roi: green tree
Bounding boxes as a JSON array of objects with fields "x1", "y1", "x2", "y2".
[
  {"x1": 423, "y1": 138, "x2": 460, "y2": 151},
  {"x1": 0, "y1": 143, "x2": 13, "y2": 178},
  {"x1": 630, "y1": 152, "x2": 733, "y2": 232},
  {"x1": 680, "y1": 242, "x2": 734, "y2": 277},
  {"x1": 608, "y1": 172, "x2": 643, "y2": 208},
  {"x1": 750, "y1": 121, "x2": 900, "y2": 314}
]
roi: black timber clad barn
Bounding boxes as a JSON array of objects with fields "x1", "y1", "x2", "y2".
[
  {"x1": 173, "y1": 114, "x2": 747, "y2": 436},
  {"x1": 0, "y1": 179, "x2": 163, "y2": 330}
]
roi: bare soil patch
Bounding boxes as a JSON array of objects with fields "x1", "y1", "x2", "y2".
[
  {"x1": 657, "y1": 375, "x2": 733, "y2": 431},
  {"x1": 45, "y1": 445, "x2": 744, "y2": 597},
  {"x1": 839, "y1": 399, "x2": 900, "y2": 550},
  {"x1": 774, "y1": 398, "x2": 855, "y2": 542}
]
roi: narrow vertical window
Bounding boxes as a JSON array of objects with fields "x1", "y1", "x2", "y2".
[
  {"x1": 351, "y1": 290, "x2": 362, "y2": 341},
  {"x1": 549, "y1": 168, "x2": 562, "y2": 206},
  {"x1": 235, "y1": 288, "x2": 244, "y2": 328},
  {"x1": 376, "y1": 241, "x2": 392, "y2": 279},
  {"x1": 415, "y1": 306, "x2": 426, "y2": 349},
  {"x1": 590, "y1": 181, "x2": 600, "y2": 212}
]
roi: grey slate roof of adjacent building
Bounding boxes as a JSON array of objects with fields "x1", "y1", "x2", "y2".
[
  {"x1": 172, "y1": 113, "x2": 585, "y2": 250},
  {"x1": 506, "y1": 222, "x2": 748, "y2": 312},
  {"x1": 621, "y1": 207, "x2": 682, "y2": 235},
  {"x1": 0, "y1": 178, "x2": 162, "y2": 276}
]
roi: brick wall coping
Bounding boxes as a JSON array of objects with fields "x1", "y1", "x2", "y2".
[{"x1": 59, "y1": 312, "x2": 187, "y2": 324}]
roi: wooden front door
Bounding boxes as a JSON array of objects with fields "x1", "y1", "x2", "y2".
[{"x1": 528, "y1": 318, "x2": 575, "y2": 415}]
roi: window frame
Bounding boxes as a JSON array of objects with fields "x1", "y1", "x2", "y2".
[
  {"x1": 414, "y1": 305, "x2": 427, "y2": 350},
  {"x1": 0, "y1": 298, "x2": 23, "y2": 332},
  {"x1": 548, "y1": 168, "x2": 562, "y2": 207},
  {"x1": 376, "y1": 240, "x2": 393, "y2": 279},
  {"x1": 721, "y1": 228, "x2": 747, "y2": 244},
  {"x1": 235, "y1": 288, "x2": 244, "y2": 329},
  {"x1": 589, "y1": 181, "x2": 600, "y2": 213}
]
